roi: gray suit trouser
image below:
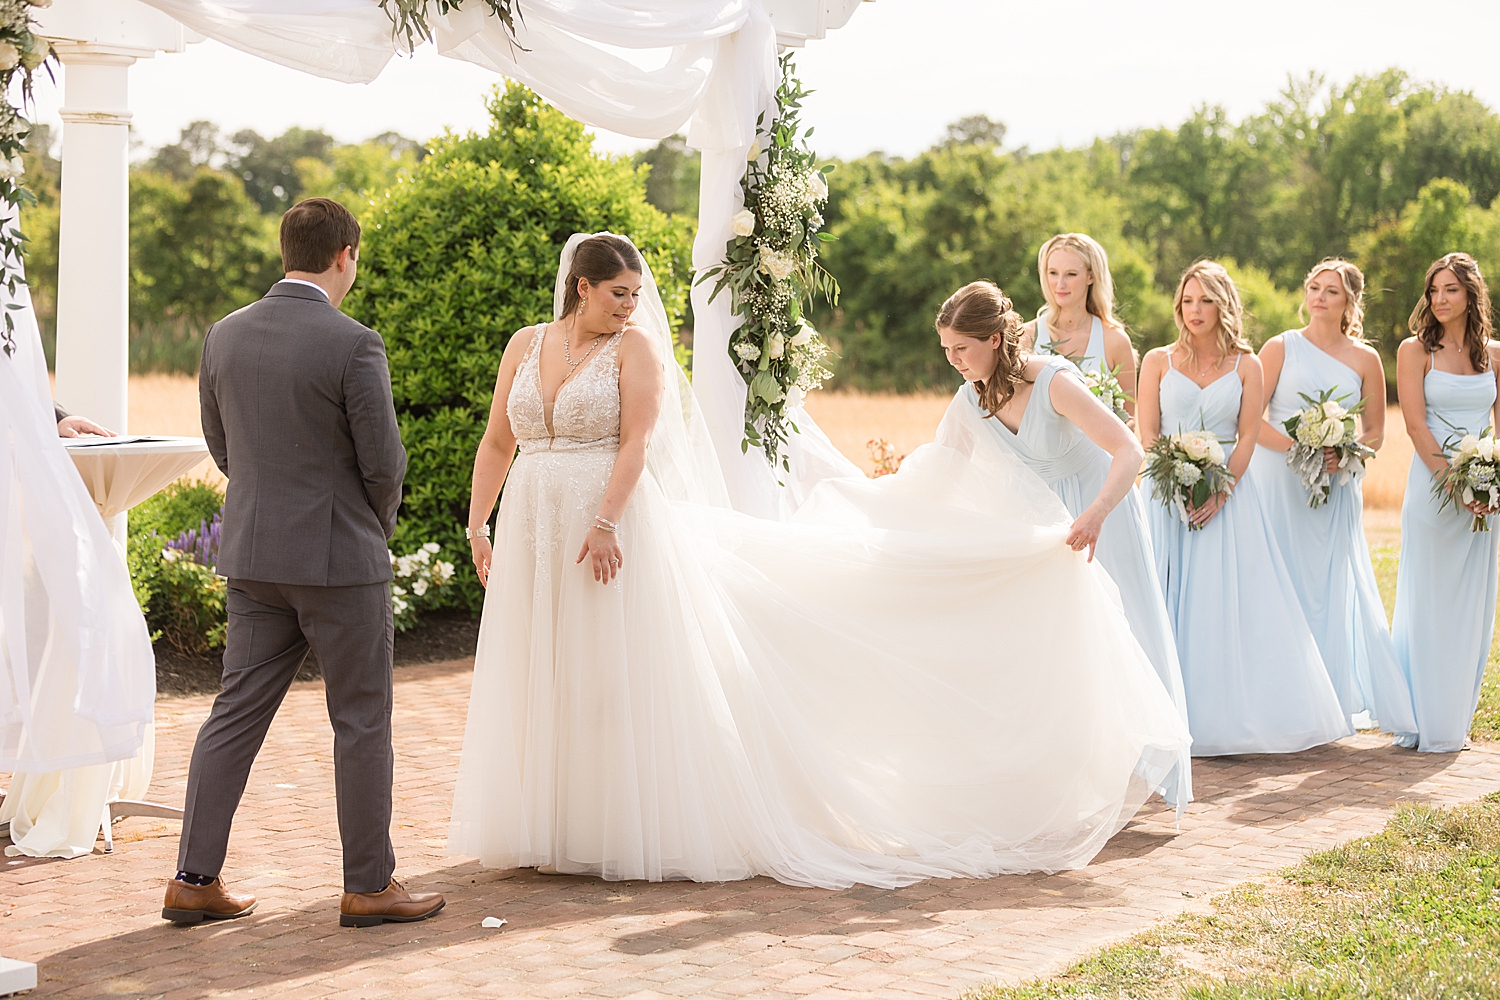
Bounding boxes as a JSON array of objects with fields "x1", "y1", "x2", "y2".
[{"x1": 176, "y1": 579, "x2": 396, "y2": 893}]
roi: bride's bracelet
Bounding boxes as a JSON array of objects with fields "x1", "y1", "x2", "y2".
[
  {"x1": 465, "y1": 524, "x2": 490, "y2": 541},
  {"x1": 593, "y1": 514, "x2": 619, "y2": 533}
]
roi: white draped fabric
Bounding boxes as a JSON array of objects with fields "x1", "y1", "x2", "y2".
[
  {"x1": 133, "y1": 0, "x2": 861, "y2": 515},
  {"x1": 0, "y1": 245, "x2": 157, "y2": 858}
]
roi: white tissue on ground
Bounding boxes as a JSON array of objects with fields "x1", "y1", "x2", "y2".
[{"x1": 481, "y1": 916, "x2": 507, "y2": 929}]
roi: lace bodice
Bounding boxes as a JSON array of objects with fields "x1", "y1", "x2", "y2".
[{"x1": 508, "y1": 323, "x2": 623, "y2": 453}]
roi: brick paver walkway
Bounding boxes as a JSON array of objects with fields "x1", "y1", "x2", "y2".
[{"x1": 4, "y1": 658, "x2": 1499, "y2": 1000}]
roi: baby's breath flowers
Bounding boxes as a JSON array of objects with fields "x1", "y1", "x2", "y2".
[{"x1": 699, "y1": 53, "x2": 839, "y2": 472}]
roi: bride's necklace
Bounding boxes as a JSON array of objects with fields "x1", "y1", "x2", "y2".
[{"x1": 562, "y1": 324, "x2": 604, "y2": 379}]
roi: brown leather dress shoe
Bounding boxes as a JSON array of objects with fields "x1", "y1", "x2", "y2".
[
  {"x1": 340, "y1": 878, "x2": 445, "y2": 928},
  {"x1": 162, "y1": 878, "x2": 257, "y2": 924}
]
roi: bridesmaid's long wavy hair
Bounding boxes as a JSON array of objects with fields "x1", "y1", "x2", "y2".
[
  {"x1": 1409, "y1": 252, "x2": 1494, "y2": 373},
  {"x1": 936, "y1": 281, "x2": 1026, "y2": 416},
  {"x1": 561, "y1": 235, "x2": 642, "y2": 318},
  {"x1": 1299, "y1": 258, "x2": 1367, "y2": 342},
  {"x1": 1171, "y1": 260, "x2": 1253, "y2": 369},
  {"x1": 1036, "y1": 233, "x2": 1123, "y2": 330}
]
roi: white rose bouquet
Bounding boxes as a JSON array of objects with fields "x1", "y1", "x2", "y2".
[
  {"x1": 1432, "y1": 426, "x2": 1500, "y2": 532},
  {"x1": 1281, "y1": 388, "x2": 1376, "y2": 508},
  {"x1": 1036, "y1": 344, "x2": 1132, "y2": 422},
  {"x1": 1143, "y1": 429, "x2": 1235, "y2": 530}
]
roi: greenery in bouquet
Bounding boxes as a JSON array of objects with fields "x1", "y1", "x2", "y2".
[
  {"x1": 1433, "y1": 424, "x2": 1500, "y2": 532},
  {"x1": 1144, "y1": 429, "x2": 1235, "y2": 531},
  {"x1": 0, "y1": 0, "x2": 54, "y2": 359},
  {"x1": 1035, "y1": 344, "x2": 1132, "y2": 422},
  {"x1": 389, "y1": 542, "x2": 456, "y2": 631},
  {"x1": 1281, "y1": 387, "x2": 1376, "y2": 509},
  {"x1": 699, "y1": 53, "x2": 840, "y2": 471}
]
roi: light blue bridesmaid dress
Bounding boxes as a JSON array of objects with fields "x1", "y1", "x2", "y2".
[
  {"x1": 1391, "y1": 364, "x2": 1500, "y2": 752},
  {"x1": 1035, "y1": 314, "x2": 1108, "y2": 378},
  {"x1": 968, "y1": 357, "x2": 1192, "y2": 806},
  {"x1": 1248, "y1": 331, "x2": 1417, "y2": 737},
  {"x1": 1147, "y1": 352, "x2": 1352, "y2": 756}
]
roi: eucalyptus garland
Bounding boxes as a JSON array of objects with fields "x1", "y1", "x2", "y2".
[
  {"x1": 0, "y1": 0, "x2": 52, "y2": 359},
  {"x1": 378, "y1": 0, "x2": 524, "y2": 52},
  {"x1": 700, "y1": 53, "x2": 839, "y2": 472}
]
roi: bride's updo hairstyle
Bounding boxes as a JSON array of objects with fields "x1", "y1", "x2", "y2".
[
  {"x1": 936, "y1": 280, "x2": 1026, "y2": 416},
  {"x1": 561, "y1": 234, "x2": 643, "y2": 317}
]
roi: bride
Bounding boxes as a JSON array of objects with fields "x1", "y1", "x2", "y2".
[{"x1": 447, "y1": 233, "x2": 1190, "y2": 889}]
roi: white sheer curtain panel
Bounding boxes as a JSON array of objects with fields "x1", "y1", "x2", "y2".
[{"x1": 132, "y1": 0, "x2": 862, "y2": 515}]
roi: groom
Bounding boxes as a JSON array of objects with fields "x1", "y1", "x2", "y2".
[{"x1": 163, "y1": 198, "x2": 443, "y2": 928}]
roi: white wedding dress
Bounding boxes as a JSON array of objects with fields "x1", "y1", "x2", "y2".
[{"x1": 447, "y1": 236, "x2": 1191, "y2": 889}]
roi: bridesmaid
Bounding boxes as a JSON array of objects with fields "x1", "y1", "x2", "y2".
[
  {"x1": 1138, "y1": 260, "x2": 1350, "y2": 756},
  {"x1": 937, "y1": 280, "x2": 1192, "y2": 807},
  {"x1": 1023, "y1": 233, "x2": 1139, "y2": 416},
  {"x1": 1392, "y1": 252, "x2": 1500, "y2": 753},
  {"x1": 1250, "y1": 260, "x2": 1417, "y2": 738}
]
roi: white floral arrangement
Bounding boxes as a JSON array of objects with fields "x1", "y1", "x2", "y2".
[
  {"x1": 1036, "y1": 344, "x2": 1132, "y2": 423},
  {"x1": 1143, "y1": 429, "x2": 1235, "y2": 531},
  {"x1": 1281, "y1": 388, "x2": 1376, "y2": 509},
  {"x1": 1433, "y1": 426, "x2": 1500, "y2": 532},
  {"x1": 700, "y1": 53, "x2": 839, "y2": 471},
  {"x1": 0, "y1": 0, "x2": 54, "y2": 359},
  {"x1": 389, "y1": 542, "x2": 457, "y2": 631}
]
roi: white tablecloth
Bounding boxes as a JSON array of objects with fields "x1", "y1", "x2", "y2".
[{"x1": 64, "y1": 437, "x2": 211, "y2": 520}]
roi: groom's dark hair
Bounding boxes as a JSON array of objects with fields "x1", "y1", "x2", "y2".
[{"x1": 280, "y1": 197, "x2": 362, "y2": 274}]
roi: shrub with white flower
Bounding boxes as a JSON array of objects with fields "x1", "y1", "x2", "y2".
[
  {"x1": 389, "y1": 541, "x2": 457, "y2": 631},
  {"x1": 1281, "y1": 387, "x2": 1376, "y2": 508},
  {"x1": 699, "y1": 53, "x2": 839, "y2": 472},
  {"x1": 1433, "y1": 425, "x2": 1500, "y2": 532},
  {"x1": 1144, "y1": 428, "x2": 1235, "y2": 530},
  {"x1": 0, "y1": 0, "x2": 54, "y2": 359}
]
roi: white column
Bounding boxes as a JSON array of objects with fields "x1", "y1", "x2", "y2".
[{"x1": 52, "y1": 45, "x2": 136, "y2": 540}]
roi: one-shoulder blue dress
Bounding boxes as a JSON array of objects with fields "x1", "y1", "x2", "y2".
[
  {"x1": 967, "y1": 358, "x2": 1191, "y2": 806},
  {"x1": 1248, "y1": 331, "x2": 1417, "y2": 737},
  {"x1": 1392, "y1": 365, "x2": 1499, "y2": 752},
  {"x1": 1147, "y1": 353, "x2": 1352, "y2": 756}
]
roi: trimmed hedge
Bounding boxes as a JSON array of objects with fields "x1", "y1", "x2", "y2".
[{"x1": 345, "y1": 83, "x2": 693, "y2": 612}]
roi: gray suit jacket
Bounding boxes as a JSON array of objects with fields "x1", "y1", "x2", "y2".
[{"x1": 200, "y1": 282, "x2": 406, "y2": 586}]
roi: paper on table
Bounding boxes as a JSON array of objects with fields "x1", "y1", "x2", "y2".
[{"x1": 62, "y1": 435, "x2": 172, "y2": 448}]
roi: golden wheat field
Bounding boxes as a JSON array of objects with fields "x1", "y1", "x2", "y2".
[{"x1": 124, "y1": 374, "x2": 1416, "y2": 511}]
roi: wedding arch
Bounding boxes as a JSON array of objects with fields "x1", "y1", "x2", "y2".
[{"x1": 35, "y1": 0, "x2": 871, "y2": 519}]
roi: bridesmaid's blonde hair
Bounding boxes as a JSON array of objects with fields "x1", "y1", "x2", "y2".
[
  {"x1": 1299, "y1": 258, "x2": 1367, "y2": 342},
  {"x1": 936, "y1": 281, "x2": 1026, "y2": 416},
  {"x1": 1172, "y1": 260, "x2": 1253, "y2": 368},
  {"x1": 1037, "y1": 233, "x2": 1122, "y2": 330}
]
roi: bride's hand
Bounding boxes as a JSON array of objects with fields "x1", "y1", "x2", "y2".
[
  {"x1": 471, "y1": 536, "x2": 494, "y2": 589},
  {"x1": 577, "y1": 526, "x2": 623, "y2": 583},
  {"x1": 1065, "y1": 504, "x2": 1108, "y2": 562}
]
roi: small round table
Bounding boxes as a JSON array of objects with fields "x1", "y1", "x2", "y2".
[{"x1": 63, "y1": 435, "x2": 211, "y2": 541}]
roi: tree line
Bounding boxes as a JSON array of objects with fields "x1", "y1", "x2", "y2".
[
  {"x1": 805, "y1": 68, "x2": 1500, "y2": 392},
  {"x1": 21, "y1": 121, "x2": 423, "y2": 370},
  {"x1": 20, "y1": 66, "x2": 1500, "y2": 396}
]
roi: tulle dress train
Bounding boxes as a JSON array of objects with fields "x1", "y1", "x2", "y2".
[
  {"x1": 965, "y1": 359, "x2": 1191, "y2": 807},
  {"x1": 1391, "y1": 367, "x2": 1499, "y2": 752},
  {"x1": 448, "y1": 323, "x2": 1191, "y2": 888},
  {"x1": 1147, "y1": 354, "x2": 1351, "y2": 756},
  {"x1": 1248, "y1": 331, "x2": 1416, "y2": 736}
]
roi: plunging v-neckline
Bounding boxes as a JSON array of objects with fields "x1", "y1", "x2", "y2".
[
  {"x1": 536, "y1": 323, "x2": 616, "y2": 437},
  {"x1": 1166, "y1": 365, "x2": 1237, "y2": 393}
]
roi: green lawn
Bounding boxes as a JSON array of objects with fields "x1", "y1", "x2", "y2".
[
  {"x1": 970, "y1": 797, "x2": 1500, "y2": 1000},
  {"x1": 1369, "y1": 542, "x2": 1500, "y2": 740}
]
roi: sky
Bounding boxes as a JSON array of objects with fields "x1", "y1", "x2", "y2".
[{"x1": 26, "y1": 1, "x2": 1500, "y2": 162}]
